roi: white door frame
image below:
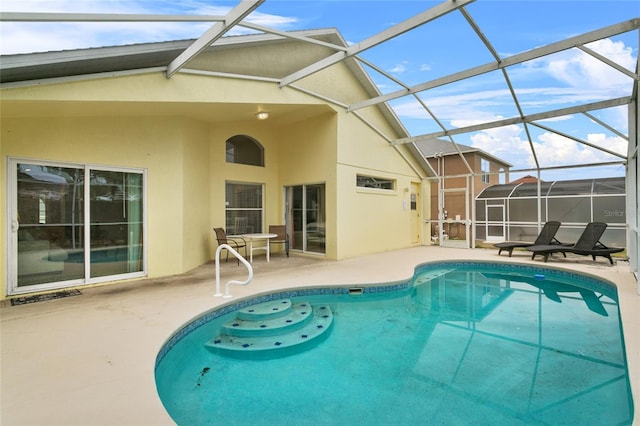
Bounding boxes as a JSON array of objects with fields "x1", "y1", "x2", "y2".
[{"x1": 485, "y1": 204, "x2": 506, "y2": 242}]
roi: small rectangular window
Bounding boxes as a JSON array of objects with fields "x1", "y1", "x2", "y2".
[
  {"x1": 356, "y1": 175, "x2": 395, "y2": 190},
  {"x1": 481, "y1": 158, "x2": 490, "y2": 184}
]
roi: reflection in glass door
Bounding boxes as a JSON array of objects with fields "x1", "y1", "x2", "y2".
[
  {"x1": 285, "y1": 184, "x2": 325, "y2": 254},
  {"x1": 8, "y1": 160, "x2": 145, "y2": 294},
  {"x1": 14, "y1": 163, "x2": 85, "y2": 287},
  {"x1": 89, "y1": 169, "x2": 144, "y2": 278}
]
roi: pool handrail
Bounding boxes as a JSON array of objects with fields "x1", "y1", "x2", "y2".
[{"x1": 214, "y1": 244, "x2": 253, "y2": 298}]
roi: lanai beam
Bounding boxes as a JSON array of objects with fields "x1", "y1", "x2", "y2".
[
  {"x1": 577, "y1": 44, "x2": 639, "y2": 81},
  {"x1": 239, "y1": 22, "x2": 348, "y2": 52},
  {"x1": 393, "y1": 97, "x2": 631, "y2": 144},
  {"x1": 583, "y1": 111, "x2": 629, "y2": 140},
  {"x1": 530, "y1": 122, "x2": 627, "y2": 160},
  {"x1": 166, "y1": 0, "x2": 264, "y2": 78},
  {"x1": 348, "y1": 18, "x2": 640, "y2": 112},
  {"x1": 278, "y1": 0, "x2": 475, "y2": 88},
  {"x1": 460, "y1": 7, "x2": 542, "y2": 170}
]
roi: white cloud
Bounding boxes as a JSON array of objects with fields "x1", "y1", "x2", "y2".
[
  {"x1": 467, "y1": 125, "x2": 627, "y2": 172},
  {"x1": 529, "y1": 132, "x2": 625, "y2": 168},
  {"x1": 556, "y1": 39, "x2": 634, "y2": 89},
  {"x1": 419, "y1": 64, "x2": 431, "y2": 71},
  {"x1": 518, "y1": 38, "x2": 635, "y2": 93},
  {"x1": 585, "y1": 133, "x2": 628, "y2": 156},
  {"x1": 469, "y1": 125, "x2": 532, "y2": 166},
  {"x1": 390, "y1": 61, "x2": 408, "y2": 73},
  {"x1": 0, "y1": 0, "x2": 297, "y2": 54}
]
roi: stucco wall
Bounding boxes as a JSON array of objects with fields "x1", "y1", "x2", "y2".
[
  {"x1": 181, "y1": 119, "x2": 212, "y2": 270},
  {"x1": 208, "y1": 119, "x2": 283, "y2": 256},
  {"x1": 1, "y1": 39, "x2": 425, "y2": 296},
  {"x1": 0, "y1": 115, "x2": 201, "y2": 289},
  {"x1": 275, "y1": 111, "x2": 339, "y2": 259},
  {"x1": 335, "y1": 107, "x2": 423, "y2": 258}
]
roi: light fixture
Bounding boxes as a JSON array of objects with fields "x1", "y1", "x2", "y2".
[{"x1": 256, "y1": 111, "x2": 269, "y2": 120}]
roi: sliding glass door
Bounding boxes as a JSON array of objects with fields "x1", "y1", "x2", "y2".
[
  {"x1": 8, "y1": 159, "x2": 145, "y2": 294},
  {"x1": 285, "y1": 184, "x2": 325, "y2": 254}
]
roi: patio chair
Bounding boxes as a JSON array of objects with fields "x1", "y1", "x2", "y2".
[
  {"x1": 213, "y1": 227, "x2": 247, "y2": 265},
  {"x1": 268, "y1": 225, "x2": 289, "y2": 258},
  {"x1": 493, "y1": 221, "x2": 564, "y2": 257},
  {"x1": 526, "y1": 222, "x2": 624, "y2": 264}
]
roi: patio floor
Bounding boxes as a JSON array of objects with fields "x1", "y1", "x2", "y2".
[{"x1": 1, "y1": 246, "x2": 638, "y2": 425}]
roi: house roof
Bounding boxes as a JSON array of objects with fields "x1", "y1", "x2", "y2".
[
  {"x1": 414, "y1": 138, "x2": 513, "y2": 168},
  {"x1": 509, "y1": 175, "x2": 539, "y2": 184},
  {"x1": 0, "y1": 29, "x2": 347, "y2": 84}
]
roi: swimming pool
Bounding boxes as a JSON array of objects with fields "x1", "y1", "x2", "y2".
[{"x1": 155, "y1": 261, "x2": 634, "y2": 425}]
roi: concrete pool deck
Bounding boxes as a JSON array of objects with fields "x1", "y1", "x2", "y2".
[{"x1": 1, "y1": 246, "x2": 638, "y2": 425}]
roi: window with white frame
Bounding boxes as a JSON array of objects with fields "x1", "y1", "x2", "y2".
[
  {"x1": 9, "y1": 159, "x2": 145, "y2": 294},
  {"x1": 356, "y1": 174, "x2": 395, "y2": 190},
  {"x1": 481, "y1": 158, "x2": 491, "y2": 184},
  {"x1": 225, "y1": 182, "x2": 263, "y2": 234}
]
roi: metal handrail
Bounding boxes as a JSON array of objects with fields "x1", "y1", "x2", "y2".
[{"x1": 214, "y1": 244, "x2": 253, "y2": 298}]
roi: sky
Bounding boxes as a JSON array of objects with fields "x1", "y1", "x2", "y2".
[{"x1": 1, "y1": 0, "x2": 638, "y2": 181}]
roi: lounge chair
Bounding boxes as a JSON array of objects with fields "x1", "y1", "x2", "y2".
[
  {"x1": 526, "y1": 222, "x2": 624, "y2": 264},
  {"x1": 493, "y1": 221, "x2": 564, "y2": 257},
  {"x1": 213, "y1": 227, "x2": 247, "y2": 265},
  {"x1": 268, "y1": 225, "x2": 289, "y2": 257}
]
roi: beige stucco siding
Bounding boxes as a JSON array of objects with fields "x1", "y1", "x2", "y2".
[
  {"x1": 274, "y1": 112, "x2": 339, "y2": 259},
  {"x1": 335, "y1": 109, "x2": 422, "y2": 259},
  {"x1": 1, "y1": 37, "x2": 425, "y2": 297},
  {"x1": 0, "y1": 115, "x2": 198, "y2": 279}
]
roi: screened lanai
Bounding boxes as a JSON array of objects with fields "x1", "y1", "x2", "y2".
[
  {"x1": 476, "y1": 176, "x2": 626, "y2": 247},
  {"x1": 1, "y1": 0, "x2": 638, "y2": 278}
]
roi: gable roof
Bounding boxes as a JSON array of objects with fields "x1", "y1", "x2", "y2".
[
  {"x1": 414, "y1": 138, "x2": 512, "y2": 167},
  {"x1": 0, "y1": 29, "x2": 348, "y2": 84}
]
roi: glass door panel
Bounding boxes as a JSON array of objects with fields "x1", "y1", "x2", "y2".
[
  {"x1": 90, "y1": 170, "x2": 144, "y2": 278},
  {"x1": 305, "y1": 184, "x2": 325, "y2": 253},
  {"x1": 16, "y1": 164, "x2": 85, "y2": 287},
  {"x1": 290, "y1": 186, "x2": 303, "y2": 251},
  {"x1": 285, "y1": 184, "x2": 325, "y2": 254}
]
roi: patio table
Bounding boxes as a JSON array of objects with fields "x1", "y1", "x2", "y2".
[{"x1": 241, "y1": 233, "x2": 278, "y2": 263}]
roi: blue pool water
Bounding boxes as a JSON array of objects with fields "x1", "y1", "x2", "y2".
[{"x1": 155, "y1": 261, "x2": 634, "y2": 425}]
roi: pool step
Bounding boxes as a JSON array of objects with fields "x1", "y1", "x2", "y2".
[
  {"x1": 206, "y1": 299, "x2": 333, "y2": 355},
  {"x1": 221, "y1": 301, "x2": 314, "y2": 337}
]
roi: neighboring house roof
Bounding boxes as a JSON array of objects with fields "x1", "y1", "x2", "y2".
[
  {"x1": 510, "y1": 175, "x2": 540, "y2": 184},
  {"x1": 414, "y1": 138, "x2": 513, "y2": 168}
]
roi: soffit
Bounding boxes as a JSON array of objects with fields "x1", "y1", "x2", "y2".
[{"x1": 0, "y1": 100, "x2": 334, "y2": 125}]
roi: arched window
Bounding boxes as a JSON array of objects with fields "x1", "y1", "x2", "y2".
[{"x1": 225, "y1": 135, "x2": 264, "y2": 167}]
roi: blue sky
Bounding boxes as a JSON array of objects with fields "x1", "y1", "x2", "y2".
[{"x1": 1, "y1": 0, "x2": 638, "y2": 181}]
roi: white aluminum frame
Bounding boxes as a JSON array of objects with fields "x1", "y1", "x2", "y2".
[{"x1": 5, "y1": 157, "x2": 148, "y2": 295}]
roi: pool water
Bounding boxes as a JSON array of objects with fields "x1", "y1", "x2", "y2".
[{"x1": 155, "y1": 261, "x2": 634, "y2": 425}]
